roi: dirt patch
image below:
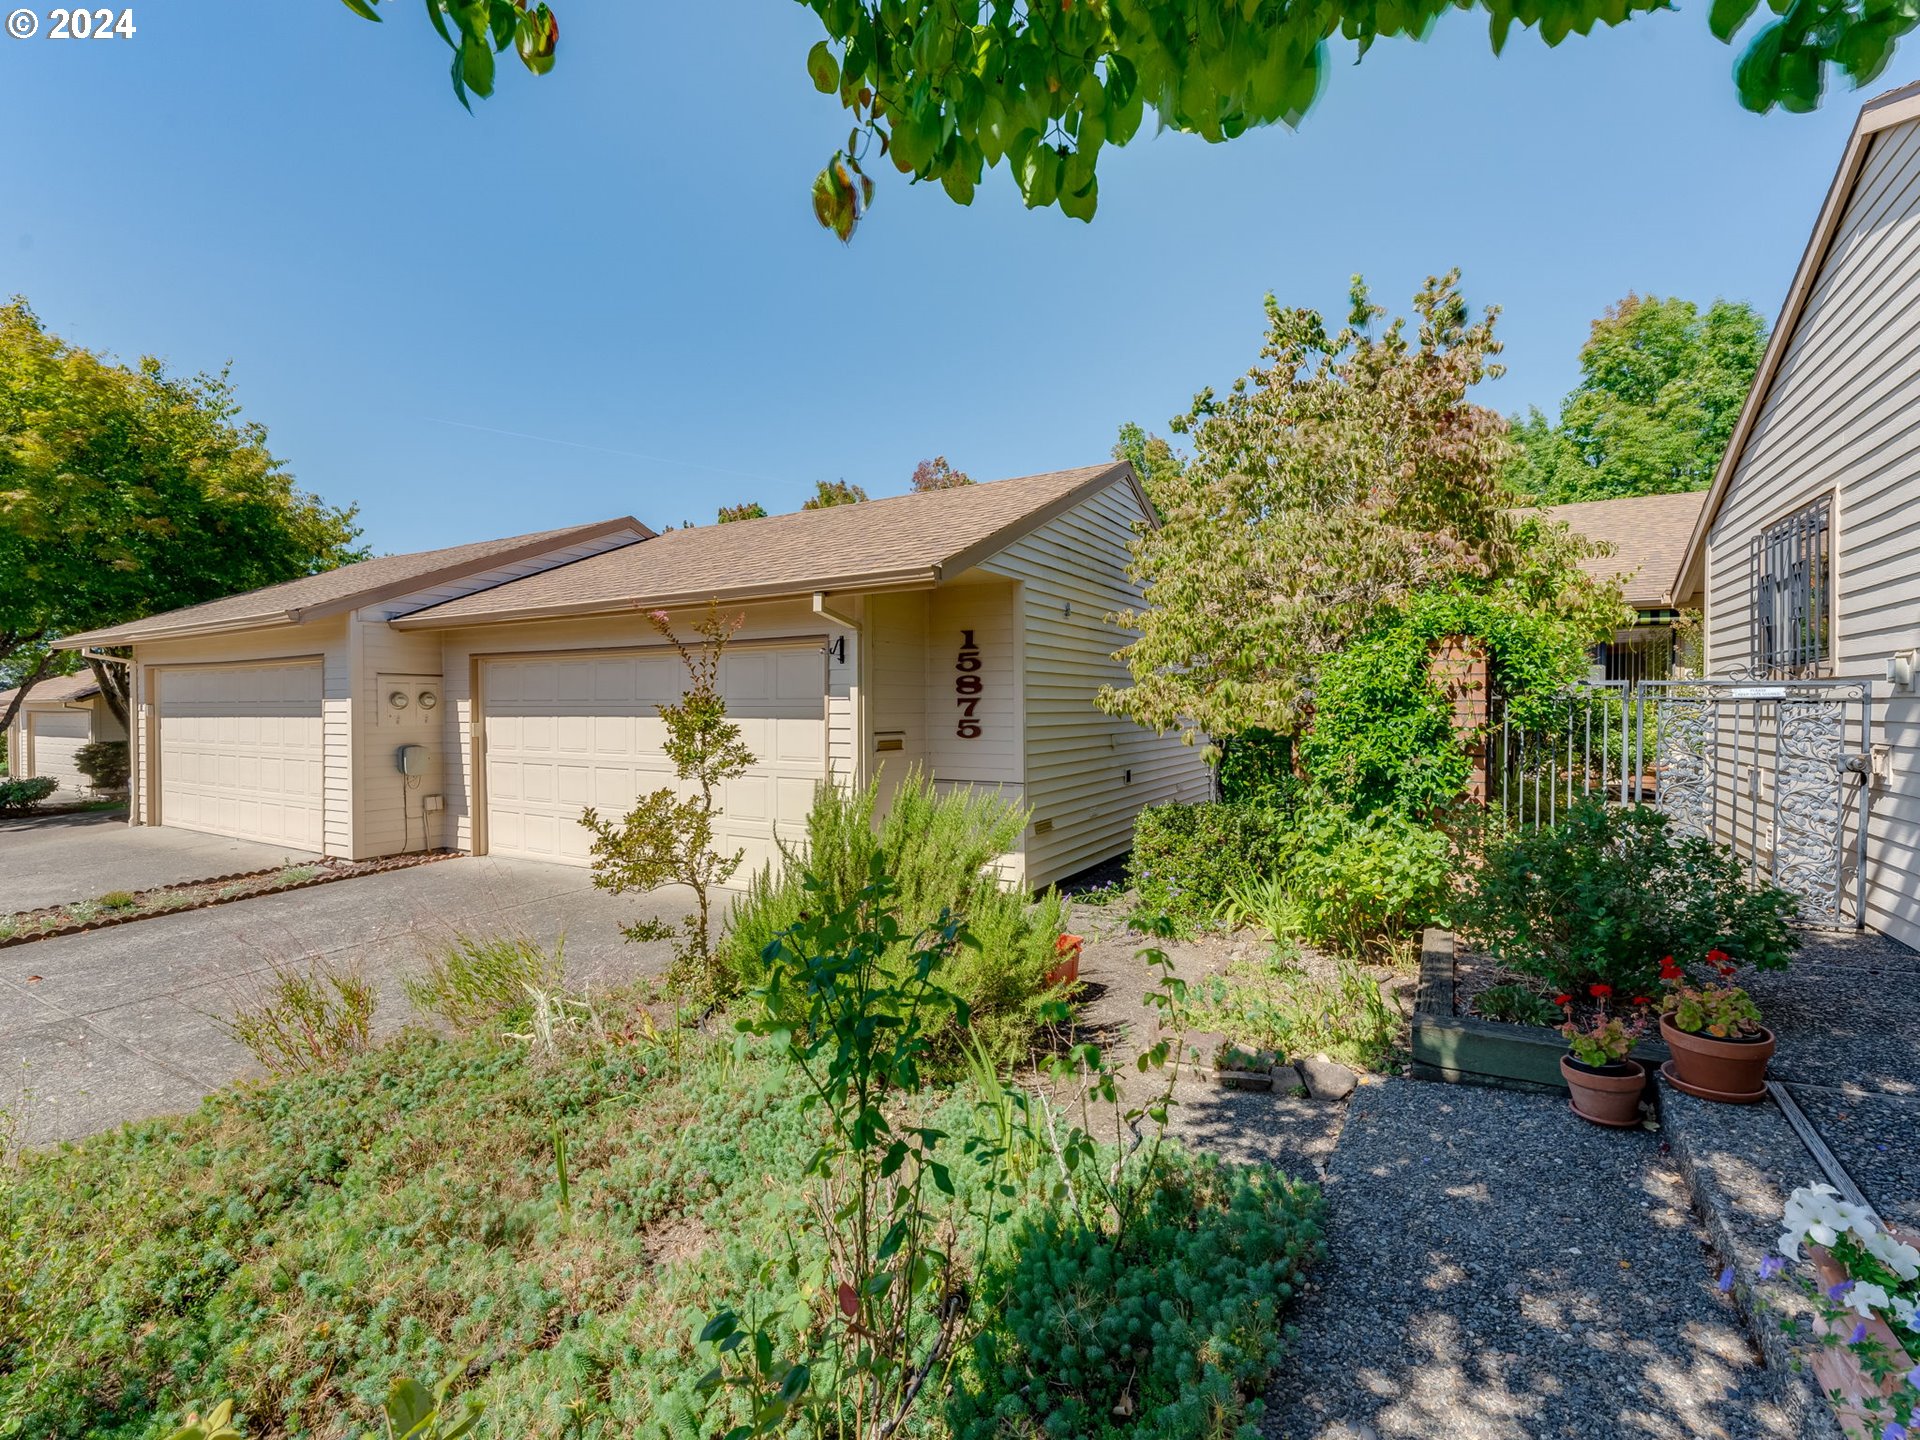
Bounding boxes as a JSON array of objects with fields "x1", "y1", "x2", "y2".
[{"x1": 644, "y1": 1213, "x2": 712, "y2": 1267}]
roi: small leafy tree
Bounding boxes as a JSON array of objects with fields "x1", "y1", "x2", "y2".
[
  {"x1": 581, "y1": 602, "x2": 755, "y2": 1001},
  {"x1": 717, "y1": 501, "x2": 768, "y2": 523},
  {"x1": 801, "y1": 479, "x2": 869, "y2": 510},
  {"x1": 909, "y1": 457, "x2": 972, "y2": 491},
  {"x1": 72, "y1": 739, "x2": 129, "y2": 792}
]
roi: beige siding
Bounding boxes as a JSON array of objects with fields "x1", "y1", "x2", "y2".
[
  {"x1": 981, "y1": 479, "x2": 1211, "y2": 888},
  {"x1": 350, "y1": 611, "x2": 450, "y2": 858},
  {"x1": 132, "y1": 619, "x2": 351, "y2": 854},
  {"x1": 866, "y1": 591, "x2": 930, "y2": 810},
  {"x1": 1702, "y1": 117, "x2": 1920, "y2": 949},
  {"x1": 429, "y1": 600, "x2": 851, "y2": 857}
]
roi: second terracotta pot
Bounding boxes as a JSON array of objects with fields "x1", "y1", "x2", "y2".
[
  {"x1": 1660, "y1": 1016, "x2": 1774, "y2": 1102},
  {"x1": 1561, "y1": 1054, "x2": 1648, "y2": 1127}
]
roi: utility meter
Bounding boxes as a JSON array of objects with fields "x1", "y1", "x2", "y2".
[{"x1": 396, "y1": 744, "x2": 429, "y2": 776}]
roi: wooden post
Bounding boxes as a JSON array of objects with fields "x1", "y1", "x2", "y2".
[{"x1": 1429, "y1": 636, "x2": 1490, "y2": 804}]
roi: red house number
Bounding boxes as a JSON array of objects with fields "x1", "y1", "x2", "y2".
[{"x1": 955, "y1": 629, "x2": 982, "y2": 738}]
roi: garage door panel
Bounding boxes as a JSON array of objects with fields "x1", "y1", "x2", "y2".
[
  {"x1": 29, "y1": 712, "x2": 90, "y2": 792},
  {"x1": 159, "y1": 662, "x2": 324, "y2": 850},
  {"x1": 485, "y1": 647, "x2": 825, "y2": 867}
]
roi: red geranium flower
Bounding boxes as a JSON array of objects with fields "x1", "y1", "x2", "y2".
[
  {"x1": 1554, "y1": 993, "x2": 1572, "y2": 1008},
  {"x1": 1659, "y1": 956, "x2": 1684, "y2": 982},
  {"x1": 1589, "y1": 983, "x2": 1613, "y2": 999},
  {"x1": 1631, "y1": 995, "x2": 1651, "y2": 1007}
]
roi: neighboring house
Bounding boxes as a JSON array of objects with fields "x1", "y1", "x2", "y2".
[
  {"x1": 0, "y1": 672, "x2": 127, "y2": 795},
  {"x1": 1542, "y1": 491, "x2": 1707, "y2": 682},
  {"x1": 57, "y1": 464, "x2": 1209, "y2": 888},
  {"x1": 1672, "y1": 81, "x2": 1920, "y2": 948}
]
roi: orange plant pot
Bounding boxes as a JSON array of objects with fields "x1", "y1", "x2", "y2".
[{"x1": 1046, "y1": 933, "x2": 1084, "y2": 989}]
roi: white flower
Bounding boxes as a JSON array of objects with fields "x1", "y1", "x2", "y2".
[
  {"x1": 1866, "y1": 1231, "x2": 1920, "y2": 1282},
  {"x1": 1889, "y1": 1295, "x2": 1919, "y2": 1332},
  {"x1": 1843, "y1": 1282, "x2": 1894, "y2": 1318}
]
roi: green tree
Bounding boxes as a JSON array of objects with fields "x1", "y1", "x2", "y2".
[
  {"x1": 1506, "y1": 294, "x2": 1768, "y2": 503},
  {"x1": 908, "y1": 456, "x2": 972, "y2": 490},
  {"x1": 1099, "y1": 272, "x2": 1620, "y2": 746},
  {"x1": 580, "y1": 603, "x2": 756, "y2": 1003},
  {"x1": 340, "y1": 0, "x2": 1909, "y2": 237},
  {"x1": 717, "y1": 501, "x2": 768, "y2": 523},
  {"x1": 0, "y1": 299, "x2": 363, "y2": 736},
  {"x1": 801, "y1": 478, "x2": 868, "y2": 509}
]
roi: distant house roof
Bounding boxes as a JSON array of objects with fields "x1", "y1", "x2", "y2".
[
  {"x1": 392, "y1": 463, "x2": 1141, "y2": 629},
  {"x1": 1674, "y1": 78, "x2": 1920, "y2": 602},
  {"x1": 57, "y1": 517, "x2": 651, "y2": 649},
  {"x1": 1538, "y1": 490, "x2": 1708, "y2": 610},
  {"x1": 0, "y1": 670, "x2": 101, "y2": 715}
]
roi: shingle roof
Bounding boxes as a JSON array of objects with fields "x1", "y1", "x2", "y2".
[
  {"x1": 1539, "y1": 491, "x2": 1707, "y2": 609},
  {"x1": 0, "y1": 671, "x2": 100, "y2": 715},
  {"x1": 393, "y1": 463, "x2": 1135, "y2": 629},
  {"x1": 57, "y1": 517, "x2": 649, "y2": 648}
]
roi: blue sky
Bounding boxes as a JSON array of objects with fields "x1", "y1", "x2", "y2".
[{"x1": 0, "y1": 3, "x2": 1889, "y2": 553}]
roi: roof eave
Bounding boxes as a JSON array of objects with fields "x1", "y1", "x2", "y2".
[
  {"x1": 935, "y1": 460, "x2": 1140, "y2": 578},
  {"x1": 389, "y1": 568, "x2": 944, "y2": 631},
  {"x1": 1672, "y1": 89, "x2": 1917, "y2": 602},
  {"x1": 57, "y1": 611, "x2": 302, "y2": 650}
]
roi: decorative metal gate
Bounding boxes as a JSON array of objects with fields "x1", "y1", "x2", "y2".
[
  {"x1": 1637, "y1": 671, "x2": 1872, "y2": 928},
  {"x1": 1491, "y1": 671, "x2": 1874, "y2": 928}
]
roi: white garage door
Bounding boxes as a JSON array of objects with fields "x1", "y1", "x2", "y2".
[
  {"x1": 482, "y1": 645, "x2": 826, "y2": 874},
  {"x1": 158, "y1": 663, "x2": 325, "y2": 850},
  {"x1": 29, "y1": 711, "x2": 89, "y2": 793}
]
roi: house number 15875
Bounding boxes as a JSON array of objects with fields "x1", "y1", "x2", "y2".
[{"x1": 955, "y1": 629, "x2": 982, "y2": 738}]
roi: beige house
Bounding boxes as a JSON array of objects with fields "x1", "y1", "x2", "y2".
[
  {"x1": 58, "y1": 464, "x2": 1209, "y2": 888},
  {"x1": 0, "y1": 671, "x2": 128, "y2": 795},
  {"x1": 1672, "y1": 81, "x2": 1920, "y2": 948}
]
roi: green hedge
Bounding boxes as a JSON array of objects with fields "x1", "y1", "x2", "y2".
[
  {"x1": 1129, "y1": 802, "x2": 1282, "y2": 934},
  {"x1": 0, "y1": 774, "x2": 58, "y2": 814}
]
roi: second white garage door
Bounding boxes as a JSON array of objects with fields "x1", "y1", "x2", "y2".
[
  {"x1": 158, "y1": 662, "x2": 325, "y2": 851},
  {"x1": 482, "y1": 645, "x2": 826, "y2": 874},
  {"x1": 28, "y1": 711, "x2": 90, "y2": 793}
]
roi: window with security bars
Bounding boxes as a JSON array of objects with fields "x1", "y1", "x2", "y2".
[{"x1": 1750, "y1": 496, "x2": 1831, "y2": 675}]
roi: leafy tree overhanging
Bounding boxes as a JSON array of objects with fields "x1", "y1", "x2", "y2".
[{"x1": 341, "y1": 0, "x2": 1913, "y2": 235}]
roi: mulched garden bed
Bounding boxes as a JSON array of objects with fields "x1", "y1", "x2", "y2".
[{"x1": 0, "y1": 849, "x2": 456, "y2": 948}]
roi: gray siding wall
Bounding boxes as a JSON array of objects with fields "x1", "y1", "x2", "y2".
[{"x1": 1703, "y1": 118, "x2": 1920, "y2": 949}]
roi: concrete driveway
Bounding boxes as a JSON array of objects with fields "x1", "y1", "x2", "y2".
[
  {"x1": 0, "y1": 855, "x2": 687, "y2": 1146},
  {"x1": 0, "y1": 810, "x2": 322, "y2": 915}
]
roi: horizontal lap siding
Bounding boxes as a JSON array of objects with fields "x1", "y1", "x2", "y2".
[
  {"x1": 351, "y1": 613, "x2": 450, "y2": 858},
  {"x1": 982, "y1": 481, "x2": 1210, "y2": 889},
  {"x1": 1703, "y1": 118, "x2": 1920, "y2": 949}
]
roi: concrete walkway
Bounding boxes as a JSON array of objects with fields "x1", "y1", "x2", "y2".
[
  {"x1": 0, "y1": 811, "x2": 321, "y2": 915},
  {"x1": 0, "y1": 855, "x2": 687, "y2": 1146}
]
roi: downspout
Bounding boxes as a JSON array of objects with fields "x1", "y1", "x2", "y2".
[{"x1": 814, "y1": 592, "x2": 866, "y2": 789}]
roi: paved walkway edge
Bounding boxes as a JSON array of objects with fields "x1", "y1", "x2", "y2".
[{"x1": 1660, "y1": 1076, "x2": 1844, "y2": 1440}]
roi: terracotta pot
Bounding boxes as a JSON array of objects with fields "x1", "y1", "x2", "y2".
[
  {"x1": 1560, "y1": 1054, "x2": 1647, "y2": 1128},
  {"x1": 1045, "y1": 933, "x2": 1084, "y2": 989},
  {"x1": 1660, "y1": 1016, "x2": 1774, "y2": 1103},
  {"x1": 1807, "y1": 1243, "x2": 1920, "y2": 1439}
]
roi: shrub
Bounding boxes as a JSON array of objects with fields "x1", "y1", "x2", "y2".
[
  {"x1": 0, "y1": 775, "x2": 58, "y2": 814},
  {"x1": 1185, "y1": 951, "x2": 1400, "y2": 1070},
  {"x1": 1473, "y1": 981, "x2": 1562, "y2": 1026},
  {"x1": 949, "y1": 1147, "x2": 1325, "y2": 1440},
  {"x1": 1130, "y1": 802, "x2": 1282, "y2": 934},
  {"x1": 721, "y1": 770, "x2": 1058, "y2": 1064},
  {"x1": 74, "y1": 739, "x2": 130, "y2": 791},
  {"x1": 218, "y1": 958, "x2": 377, "y2": 1074},
  {"x1": 1450, "y1": 798, "x2": 1801, "y2": 996},
  {"x1": 1271, "y1": 805, "x2": 1453, "y2": 962},
  {"x1": 98, "y1": 889, "x2": 139, "y2": 911},
  {"x1": 1216, "y1": 728, "x2": 1301, "y2": 812},
  {"x1": 405, "y1": 933, "x2": 564, "y2": 1031}
]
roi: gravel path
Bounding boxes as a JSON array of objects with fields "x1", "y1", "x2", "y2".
[{"x1": 1257, "y1": 1081, "x2": 1796, "y2": 1440}]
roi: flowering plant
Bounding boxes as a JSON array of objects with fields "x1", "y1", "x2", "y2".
[
  {"x1": 1558, "y1": 990, "x2": 1644, "y2": 1068},
  {"x1": 1766, "y1": 1184, "x2": 1920, "y2": 1435},
  {"x1": 1660, "y1": 949, "x2": 1765, "y2": 1039}
]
